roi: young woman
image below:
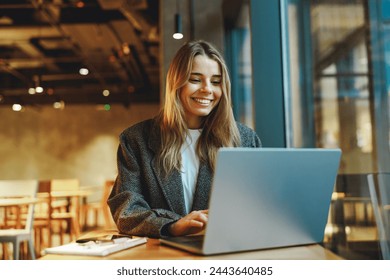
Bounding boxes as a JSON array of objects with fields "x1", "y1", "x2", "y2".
[{"x1": 108, "y1": 40, "x2": 261, "y2": 238}]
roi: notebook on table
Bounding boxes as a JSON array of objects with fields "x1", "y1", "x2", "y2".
[
  {"x1": 160, "y1": 147, "x2": 341, "y2": 255},
  {"x1": 44, "y1": 231, "x2": 147, "y2": 257},
  {"x1": 44, "y1": 237, "x2": 147, "y2": 257}
]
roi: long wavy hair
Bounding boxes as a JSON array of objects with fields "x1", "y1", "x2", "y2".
[{"x1": 156, "y1": 40, "x2": 240, "y2": 176}]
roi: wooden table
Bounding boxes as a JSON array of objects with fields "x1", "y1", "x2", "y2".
[
  {"x1": 0, "y1": 197, "x2": 41, "y2": 228},
  {"x1": 39, "y1": 238, "x2": 342, "y2": 260},
  {"x1": 0, "y1": 198, "x2": 40, "y2": 207}
]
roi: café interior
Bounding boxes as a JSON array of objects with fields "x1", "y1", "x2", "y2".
[{"x1": 1, "y1": 0, "x2": 390, "y2": 260}]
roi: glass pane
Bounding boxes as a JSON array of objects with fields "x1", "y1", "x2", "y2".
[
  {"x1": 225, "y1": 3, "x2": 254, "y2": 129},
  {"x1": 287, "y1": 0, "x2": 390, "y2": 259},
  {"x1": 311, "y1": 0, "x2": 373, "y2": 173}
]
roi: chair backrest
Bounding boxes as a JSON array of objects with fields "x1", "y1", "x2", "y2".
[
  {"x1": 51, "y1": 179, "x2": 79, "y2": 191},
  {"x1": 0, "y1": 180, "x2": 38, "y2": 230},
  {"x1": 335, "y1": 173, "x2": 372, "y2": 197},
  {"x1": 334, "y1": 173, "x2": 376, "y2": 225},
  {"x1": 101, "y1": 180, "x2": 114, "y2": 204},
  {"x1": 38, "y1": 180, "x2": 51, "y2": 193},
  {"x1": 102, "y1": 180, "x2": 116, "y2": 228},
  {"x1": 36, "y1": 180, "x2": 52, "y2": 218},
  {"x1": 368, "y1": 173, "x2": 390, "y2": 260}
]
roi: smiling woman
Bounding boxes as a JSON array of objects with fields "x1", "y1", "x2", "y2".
[
  {"x1": 179, "y1": 55, "x2": 222, "y2": 129},
  {"x1": 107, "y1": 40, "x2": 262, "y2": 238}
]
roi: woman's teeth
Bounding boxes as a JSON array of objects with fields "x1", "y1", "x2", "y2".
[{"x1": 193, "y1": 98, "x2": 211, "y2": 105}]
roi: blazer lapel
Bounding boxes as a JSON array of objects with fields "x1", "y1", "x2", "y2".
[
  {"x1": 159, "y1": 168, "x2": 186, "y2": 216},
  {"x1": 191, "y1": 163, "x2": 212, "y2": 211},
  {"x1": 148, "y1": 124, "x2": 187, "y2": 216}
]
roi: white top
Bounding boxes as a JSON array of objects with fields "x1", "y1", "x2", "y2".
[{"x1": 180, "y1": 129, "x2": 201, "y2": 214}]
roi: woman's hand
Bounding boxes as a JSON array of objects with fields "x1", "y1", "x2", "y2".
[{"x1": 168, "y1": 210, "x2": 208, "y2": 236}]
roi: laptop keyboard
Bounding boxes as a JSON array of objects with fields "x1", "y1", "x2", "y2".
[{"x1": 166, "y1": 235, "x2": 204, "y2": 248}]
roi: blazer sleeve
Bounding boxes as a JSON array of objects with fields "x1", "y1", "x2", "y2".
[
  {"x1": 108, "y1": 133, "x2": 181, "y2": 238},
  {"x1": 237, "y1": 122, "x2": 262, "y2": 148}
]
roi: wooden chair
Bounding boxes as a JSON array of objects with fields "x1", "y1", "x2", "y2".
[
  {"x1": 33, "y1": 180, "x2": 53, "y2": 254},
  {"x1": 34, "y1": 179, "x2": 81, "y2": 252},
  {"x1": 327, "y1": 173, "x2": 382, "y2": 259},
  {"x1": 78, "y1": 186, "x2": 100, "y2": 230},
  {"x1": 81, "y1": 180, "x2": 116, "y2": 230},
  {"x1": 102, "y1": 180, "x2": 116, "y2": 229},
  {"x1": 50, "y1": 179, "x2": 81, "y2": 244},
  {"x1": 0, "y1": 180, "x2": 38, "y2": 260},
  {"x1": 368, "y1": 173, "x2": 390, "y2": 260}
]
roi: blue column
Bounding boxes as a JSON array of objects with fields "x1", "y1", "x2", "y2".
[
  {"x1": 250, "y1": 0, "x2": 286, "y2": 147},
  {"x1": 368, "y1": 0, "x2": 390, "y2": 172}
]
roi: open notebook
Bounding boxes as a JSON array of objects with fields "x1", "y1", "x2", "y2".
[{"x1": 44, "y1": 234, "x2": 147, "y2": 257}]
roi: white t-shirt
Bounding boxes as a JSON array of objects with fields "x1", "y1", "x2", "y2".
[{"x1": 180, "y1": 129, "x2": 201, "y2": 214}]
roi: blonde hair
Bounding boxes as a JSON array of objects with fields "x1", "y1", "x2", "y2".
[{"x1": 157, "y1": 40, "x2": 240, "y2": 176}]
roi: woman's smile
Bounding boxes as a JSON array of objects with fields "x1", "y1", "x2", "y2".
[
  {"x1": 192, "y1": 97, "x2": 213, "y2": 105},
  {"x1": 179, "y1": 55, "x2": 222, "y2": 128}
]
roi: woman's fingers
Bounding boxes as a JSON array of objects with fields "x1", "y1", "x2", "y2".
[
  {"x1": 192, "y1": 210, "x2": 208, "y2": 223},
  {"x1": 187, "y1": 219, "x2": 204, "y2": 228},
  {"x1": 169, "y1": 210, "x2": 209, "y2": 236}
]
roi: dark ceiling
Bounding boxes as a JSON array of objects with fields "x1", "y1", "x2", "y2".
[{"x1": 0, "y1": 0, "x2": 160, "y2": 108}]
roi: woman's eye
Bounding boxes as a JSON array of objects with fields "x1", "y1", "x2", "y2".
[
  {"x1": 189, "y1": 79, "x2": 200, "y2": 83},
  {"x1": 211, "y1": 80, "x2": 221, "y2": 85}
]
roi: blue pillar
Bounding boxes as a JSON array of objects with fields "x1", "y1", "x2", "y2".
[
  {"x1": 250, "y1": 0, "x2": 286, "y2": 147},
  {"x1": 368, "y1": 0, "x2": 390, "y2": 172}
]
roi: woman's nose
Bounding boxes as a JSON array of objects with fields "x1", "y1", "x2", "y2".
[{"x1": 200, "y1": 81, "x2": 212, "y2": 93}]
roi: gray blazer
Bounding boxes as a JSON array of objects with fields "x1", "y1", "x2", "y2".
[{"x1": 108, "y1": 118, "x2": 262, "y2": 238}]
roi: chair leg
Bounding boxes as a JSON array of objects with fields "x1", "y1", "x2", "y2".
[
  {"x1": 13, "y1": 241, "x2": 20, "y2": 260},
  {"x1": 94, "y1": 209, "x2": 99, "y2": 228},
  {"x1": 47, "y1": 223, "x2": 52, "y2": 248},
  {"x1": 70, "y1": 219, "x2": 79, "y2": 242},
  {"x1": 82, "y1": 206, "x2": 88, "y2": 230},
  {"x1": 34, "y1": 228, "x2": 40, "y2": 257},
  {"x1": 59, "y1": 223, "x2": 65, "y2": 245},
  {"x1": 2, "y1": 243, "x2": 8, "y2": 260},
  {"x1": 72, "y1": 217, "x2": 81, "y2": 239},
  {"x1": 20, "y1": 241, "x2": 26, "y2": 259},
  {"x1": 28, "y1": 239, "x2": 36, "y2": 260},
  {"x1": 75, "y1": 218, "x2": 80, "y2": 237}
]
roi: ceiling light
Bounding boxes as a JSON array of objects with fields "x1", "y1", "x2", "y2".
[
  {"x1": 173, "y1": 0, "x2": 183, "y2": 40},
  {"x1": 28, "y1": 87, "x2": 36, "y2": 95},
  {"x1": 122, "y1": 43, "x2": 130, "y2": 55},
  {"x1": 53, "y1": 100, "x2": 65, "y2": 110},
  {"x1": 79, "y1": 67, "x2": 89, "y2": 76},
  {"x1": 102, "y1": 89, "x2": 110, "y2": 97},
  {"x1": 35, "y1": 86, "x2": 44, "y2": 93},
  {"x1": 173, "y1": 13, "x2": 183, "y2": 40},
  {"x1": 12, "y1": 104, "x2": 23, "y2": 112},
  {"x1": 33, "y1": 75, "x2": 43, "y2": 93}
]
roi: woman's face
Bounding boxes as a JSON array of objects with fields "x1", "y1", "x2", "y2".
[{"x1": 179, "y1": 55, "x2": 222, "y2": 129}]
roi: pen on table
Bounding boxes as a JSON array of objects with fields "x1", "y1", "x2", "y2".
[
  {"x1": 96, "y1": 237, "x2": 129, "y2": 244},
  {"x1": 76, "y1": 234, "x2": 132, "y2": 244},
  {"x1": 78, "y1": 237, "x2": 130, "y2": 248}
]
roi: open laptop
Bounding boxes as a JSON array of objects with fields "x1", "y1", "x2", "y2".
[{"x1": 160, "y1": 148, "x2": 341, "y2": 255}]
